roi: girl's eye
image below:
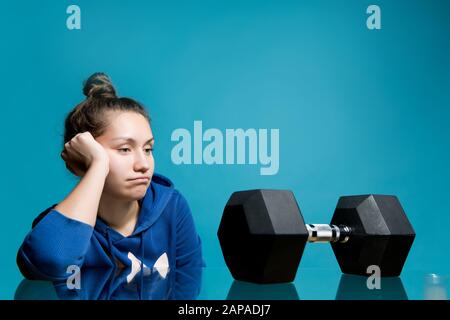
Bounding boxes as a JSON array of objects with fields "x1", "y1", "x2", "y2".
[{"x1": 118, "y1": 148, "x2": 154, "y2": 154}]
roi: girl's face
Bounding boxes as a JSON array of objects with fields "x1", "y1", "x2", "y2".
[{"x1": 96, "y1": 111, "x2": 155, "y2": 201}]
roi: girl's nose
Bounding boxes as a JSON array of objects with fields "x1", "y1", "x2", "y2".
[{"x1": 134, "y1": 150, "x2": 150, "y2": 171}]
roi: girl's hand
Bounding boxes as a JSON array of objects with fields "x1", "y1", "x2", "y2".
[{"x1": 60, "y1": 132, "x2": 109, "y2": 177}]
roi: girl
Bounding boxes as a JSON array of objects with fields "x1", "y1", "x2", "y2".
[{"x1": 17, "y1": 73, "x2": 205, "y2": 293}]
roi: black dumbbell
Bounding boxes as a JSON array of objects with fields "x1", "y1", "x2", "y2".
[{"x1": 217, "y1": 190, "x2": 415, "y2": 284}]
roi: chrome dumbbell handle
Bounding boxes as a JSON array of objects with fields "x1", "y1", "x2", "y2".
[{"x1": 306, "y1": 224, "x2": 351, "y2": 243}]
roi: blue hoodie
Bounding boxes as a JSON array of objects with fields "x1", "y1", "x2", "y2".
[
  {"x1": 15, "y1": 266, "x2": 203, "y2": 300},
  {"x1": 17, "y1": 172, "x2": 206, "y2": 299}
]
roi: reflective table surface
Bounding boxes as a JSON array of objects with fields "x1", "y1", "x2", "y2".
[{"x1": 14, "y1": 264, "x2": 448, "y2": 300}]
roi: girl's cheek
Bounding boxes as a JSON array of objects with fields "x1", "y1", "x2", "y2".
[{"x1": 106, "y1": 155, "x2": 122, "y2": 173}]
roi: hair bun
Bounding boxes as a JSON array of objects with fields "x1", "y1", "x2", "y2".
[{"x1": 83, "y1": 72, "x2": 117, "y2": 99}]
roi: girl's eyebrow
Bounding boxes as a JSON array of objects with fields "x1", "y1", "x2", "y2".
[{"x1": 112, "y1": 137, "x2": 154, "y2": 144}]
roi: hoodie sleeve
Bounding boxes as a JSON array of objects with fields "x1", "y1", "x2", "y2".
[
  {"x1": 174, "y1": 192, "x2": 206, "y2": 269},
  {"x1": 17, "y1": 206, "x2": 94, "y2": 281}
]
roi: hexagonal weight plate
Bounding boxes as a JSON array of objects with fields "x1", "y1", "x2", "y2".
[
  {"x1": 330, "y1": 195, "x2": 415, "y2": 277},
  {"x1": 217, "y1": 189, "x2": 308, "y2": 284}
]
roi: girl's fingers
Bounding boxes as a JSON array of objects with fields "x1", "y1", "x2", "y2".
[
  {"x1": 65, "y1": 159, "x2": 85, "y2": 177},
  {"x1": 62, "y1": 146, "x2": 85, "y2": 176},
  {"x1": 65, "y1": 144, "x2": 85, "y2": 163},
  {"x1": 65, "y1": 162, "x2": 76, "y2": 175}
]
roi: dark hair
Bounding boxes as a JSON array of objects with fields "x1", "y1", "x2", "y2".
[{"x1": 63, "y1": 72, "x2": 151, "y2": 145}]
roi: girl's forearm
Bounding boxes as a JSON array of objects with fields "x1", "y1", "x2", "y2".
[{"x1": 54, "y1": 160, "x2": 109, "y2": 226}]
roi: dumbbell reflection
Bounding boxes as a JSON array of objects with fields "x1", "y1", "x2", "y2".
[
  {"x1": 335, "y1": 274, "x2": 408, "y2": 300},
  {"x1": 224, "y1": 274, "x2": 409, "y2": 300},
  {"x1": 226, "y1": 280, "x2": 299, "y2": 300}
]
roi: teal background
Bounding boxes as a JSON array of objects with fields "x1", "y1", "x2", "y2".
[{"x1": 1, "y1": 0, "x2": 449, "y2": 299}]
